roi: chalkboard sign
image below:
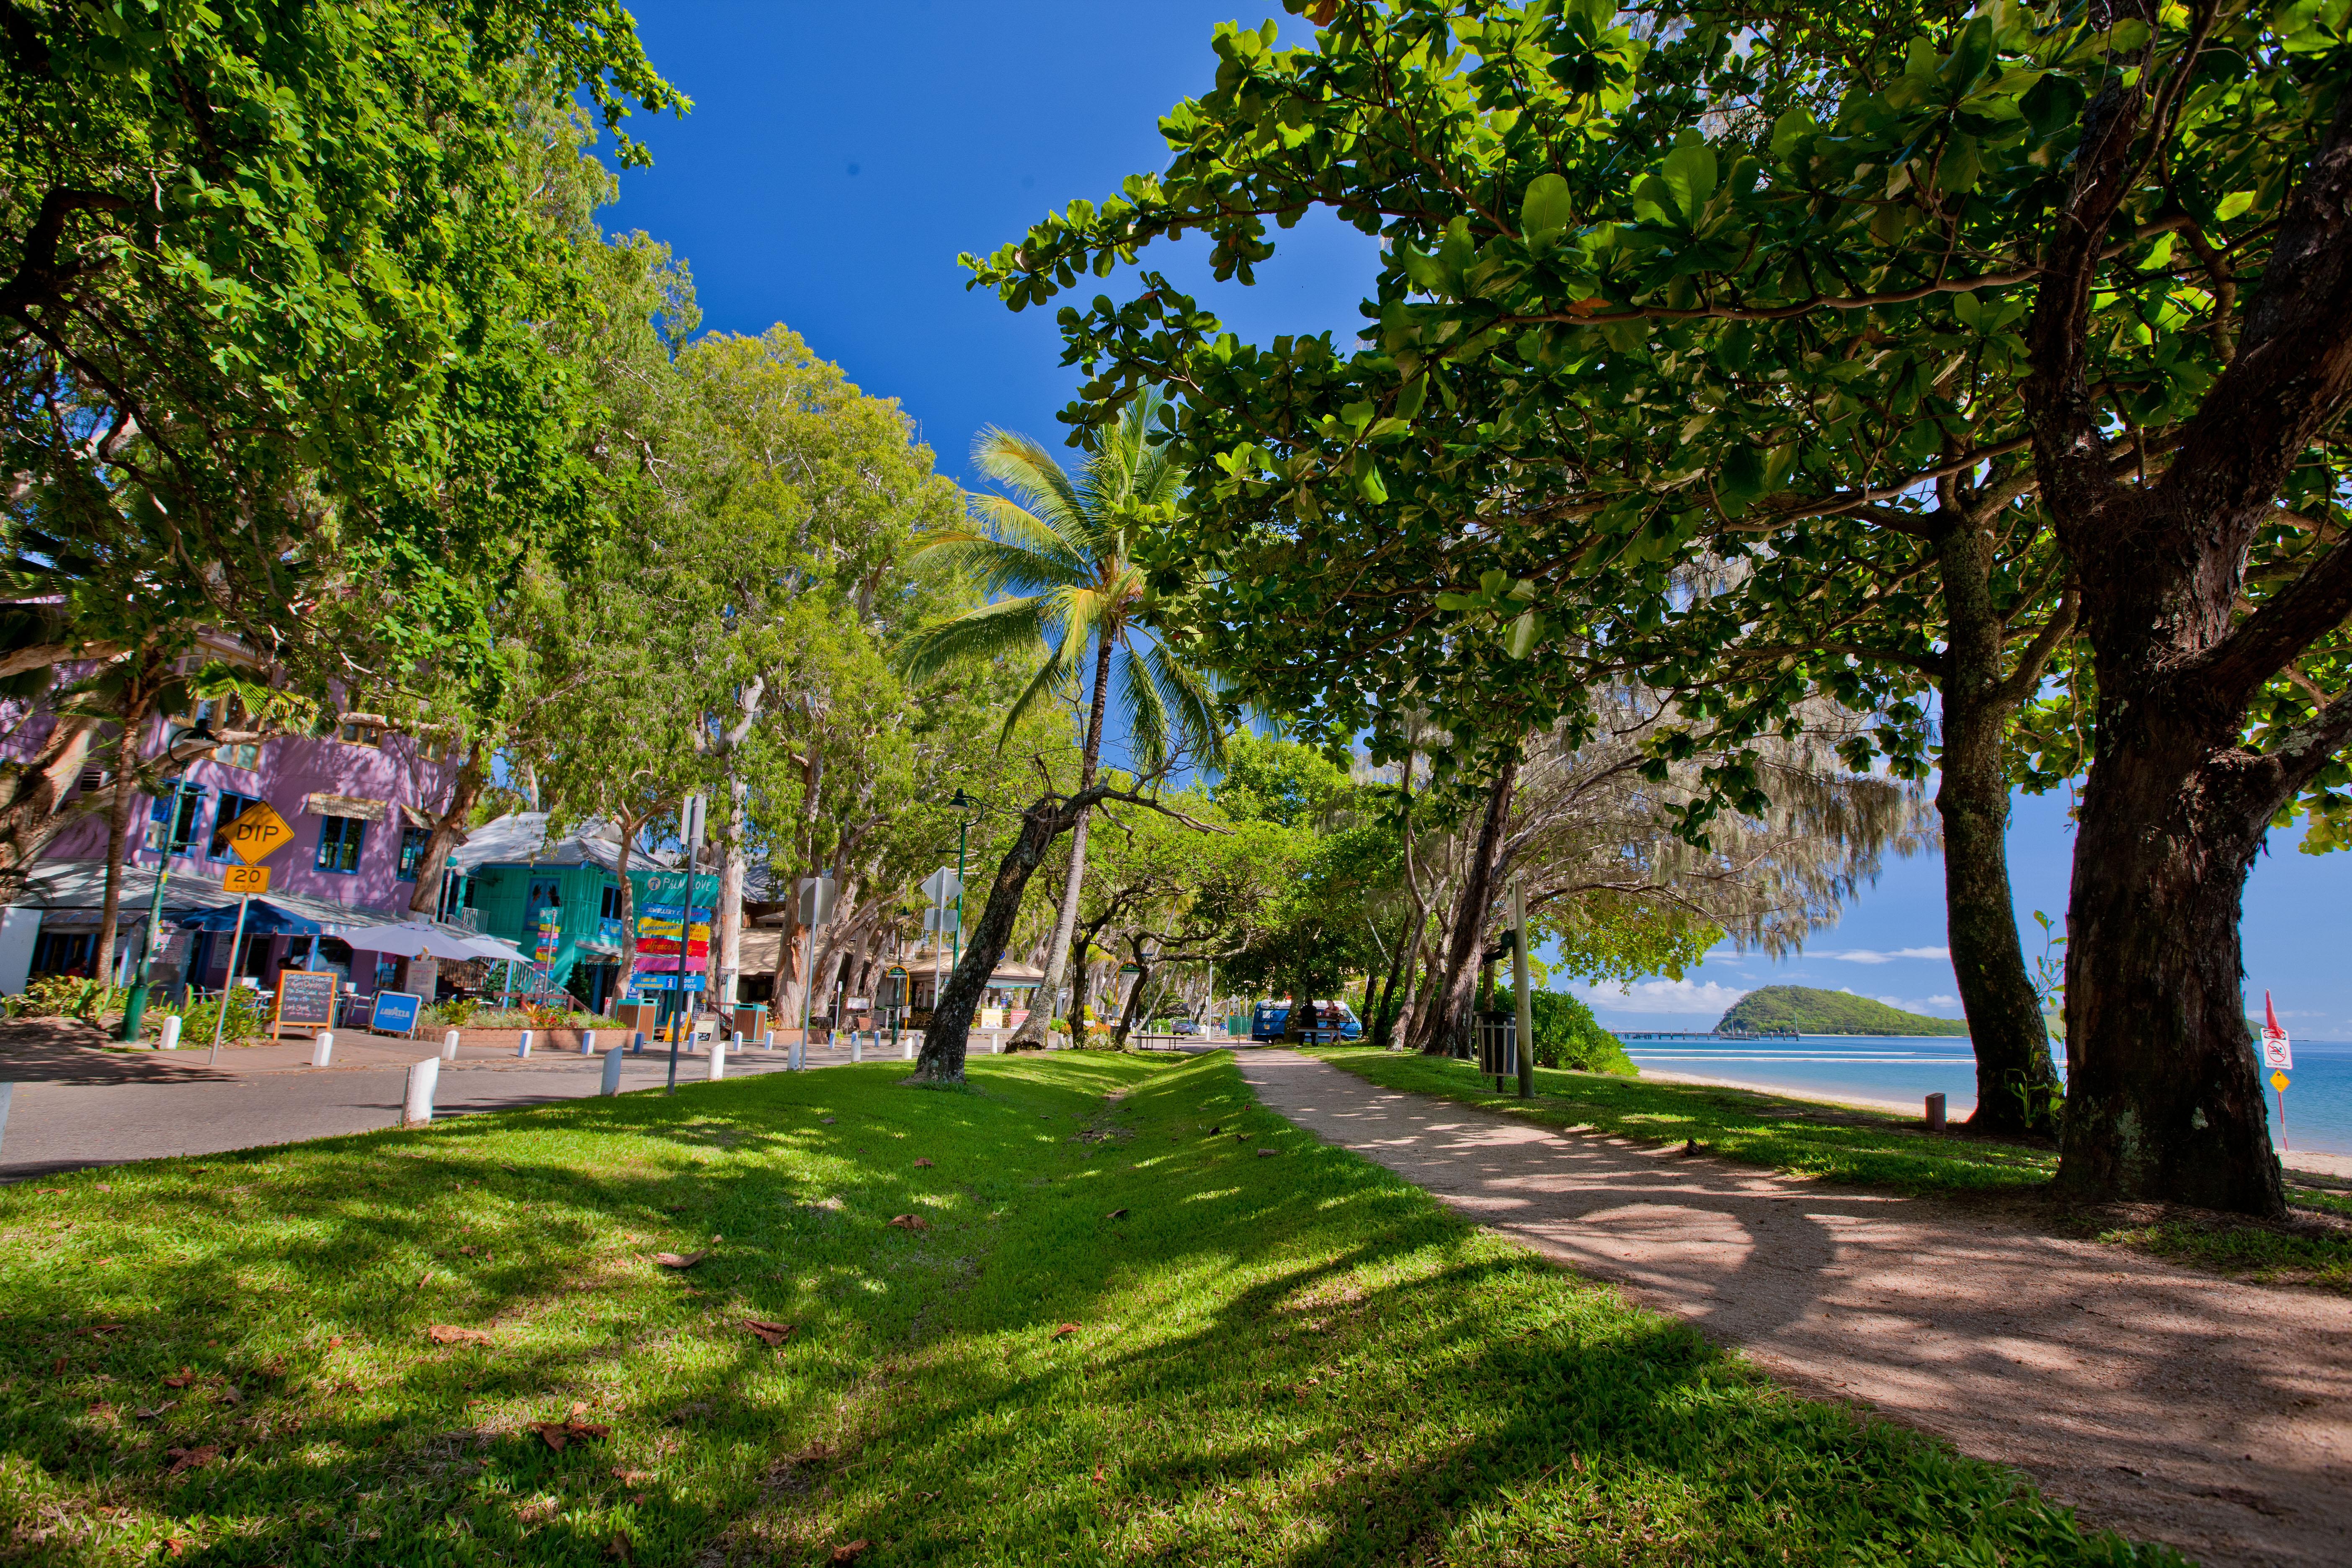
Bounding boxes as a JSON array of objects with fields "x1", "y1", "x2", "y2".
[
  {"x1": 273, "y1": 971, "x2": 338, "y2": 1036},
  {"x1": 369, "y1": 990, "x2": 423, "y2": 1036}
]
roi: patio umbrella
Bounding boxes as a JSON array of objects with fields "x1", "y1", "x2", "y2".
[{"x1": 358, "y1": 923, "x2": 485, "y2": 961}]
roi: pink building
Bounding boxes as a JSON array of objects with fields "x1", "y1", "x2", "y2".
[{"x1": 4, "y1": 684, "x2": 468, "y2": 1002}]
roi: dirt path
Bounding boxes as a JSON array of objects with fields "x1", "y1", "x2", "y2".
[{"x1": 1238, "y1": 1049, "x2": 2352, "y2": 1568}]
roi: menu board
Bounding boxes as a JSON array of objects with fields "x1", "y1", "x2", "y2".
[{"x1": 273, "y1": 971, "x2": 339, "y2": 1036}]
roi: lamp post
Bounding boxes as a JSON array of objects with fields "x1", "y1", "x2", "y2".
[
  {"x1": 118, "y1": 718, "x2": 211, "y2": 1042},
  {"x1": 949, "y1": 788, "x2": 975, "y2": 979}
]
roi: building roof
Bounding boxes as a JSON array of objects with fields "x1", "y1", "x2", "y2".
[
  {"x1": 448, "y1": 812, "x2": 687, "y2": 876},
  {"x1": 17, "y1": 859, "x2": 477, "y2": 946}
]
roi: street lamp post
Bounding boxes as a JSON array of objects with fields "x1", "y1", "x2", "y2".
[
  {"x1": 949, "y1": 788, "x2": 974, "y2": 979},
  {"x1": 118, "y1": 718, "x2": 211, "y2": 1042}
]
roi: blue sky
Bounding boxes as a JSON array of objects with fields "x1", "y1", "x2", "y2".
[{"x1": 604, "y1": 1, "x2": 2351, "y2": 1040}]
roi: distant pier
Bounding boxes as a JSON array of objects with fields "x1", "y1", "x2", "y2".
[{"x1": 1614, "y1": 1027, "x2": 1803, "y2": 1041}]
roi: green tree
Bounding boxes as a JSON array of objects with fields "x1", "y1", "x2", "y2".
[
  {"x1": 898, "y1": 393, "x2": 1225, "y2": 1047},
  {"x1": 970, "y1": 0, "x2": 2352, "y2": 1215}
]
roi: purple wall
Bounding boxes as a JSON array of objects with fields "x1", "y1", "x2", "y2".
[{"x1": 42, "y1": 714, "x2": 462, "y2": 919}]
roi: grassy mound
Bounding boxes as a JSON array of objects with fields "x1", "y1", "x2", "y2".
[{"x1": 0, "y1": 1053, "x2": 2172, "y2": 1564}]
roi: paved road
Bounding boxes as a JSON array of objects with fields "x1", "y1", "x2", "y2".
[
  {"x1": 0, "y1": 1035, "x2": 885, "y2": 1179},
  {"x1": 1238, "y1": 1047, "x2": 2352, "y2": 1568}
]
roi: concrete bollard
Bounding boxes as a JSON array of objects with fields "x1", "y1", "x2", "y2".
[
  {"x1": 516, "y1": 1029, "x2": 533, "y2": 1059},
  {"x1": 311, "y1": 1032, "x2": 334, "y2": 1068},
  {"x1": 707, "y1": 1038, "x2": 727, "y2": 1081},
  {"x1": 732, "y1": 1030, "x2": 745, "y2": 1058},
  {"x1": 632, "y1": 1029, "x2": 645, "y2": 1055},
  {"x1": 789, "y1": 1036, "x2": 803, "y2": 1071},
  {"x1": 160, "y1": 1015, "x2": 183, "y2": 1050},
  {"x1": 578, "y1": 1028, "x2": 596, "y2": 1056},
  {"x1": 441, "y1": 1029, "x2": 460, "y2": 1061},
  {"x1": 850, "y1": 1031, "x2": 862, "y2": 1064},
  {"x1": 763, "y1": 1029, "x2": 775, "y2": 1052},
  {"x1": 402, "y1": 1056, "x2": 440, "y2": 1127},
  {"x1": 600, "y1": 1042, "x2": 625, "y2": 1096},
  {"x1": 903, "y1": 1032, "x2": 915, "y2": 1061},
  {"x1": 1924, "y1": 1092, "x2": 1947, "y2": 1132}
]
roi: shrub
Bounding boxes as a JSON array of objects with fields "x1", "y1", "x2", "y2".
[
  {"x1": 426, "y1": 996, "x2": 479, "y2": 1029},
  {"x1": 1527, "y1": 991, "x2": 1635, "y2": 1075},
  {"x1": 162, "y1": 986, "x2": 271, "y2": 1045},
  {"x1": 20, "y1": 974, "x2": 126, "y2": 1021}
]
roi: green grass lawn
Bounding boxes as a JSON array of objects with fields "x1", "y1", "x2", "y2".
[
  {"x1": 0, "y1": 1052, "x2": 2179, "y2": 1565},
  {"x1": 1311, "y1": 1046, "x2": 2352, "y2": 1292}
]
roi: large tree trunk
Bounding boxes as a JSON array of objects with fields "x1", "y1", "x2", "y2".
[
  {"x1": 1933, "y1": 520, "x2": 2066, "y2": 1137},
  {"x1": 408, "y1": 740, "x2": 485, "y2": 916},
  {"x1": 769, "y1": 749, "x2": 825, "y2": 1029},
  {"x1": 611, "y1": 814, "x2": 640, "y2": 1007},
  {"x1": 2055, "y1": 722, "x2": 2283, "y2": 1214},
  {"x1": 1417, "y1": 761, "x2": 1517, "y2": 1056},
  {"x1": 916, "y1": 787, "x2": 1100, "y2": 1083},
  {"x1": 714, "y1": 766, "x2": 748, "y2": 1008},
  {"x1": 1009, "y1": 629, "x2": 1116, "y2": 1047},
  {"x1": 91, "y1": 709, "x2": 147, "y2": 989},
  {"x1": 1370, "y1": 910, "x2": 1415, "y2": 1049}
]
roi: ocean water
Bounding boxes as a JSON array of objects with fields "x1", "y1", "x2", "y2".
[{"x1": 1614, "y1": 1034, "x2": 2352, "y2": 1158}]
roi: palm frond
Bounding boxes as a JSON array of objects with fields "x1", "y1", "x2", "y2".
[
  {"x1": 895, "y1": 593, "x2": 1055, "y2": 681},
  {"x1": 973, "y1": 426, "x2": 1097, "y2": 546},
  {"x1": 1144, "y1": 638, "x2": 1228, "y2": 769},
  {"x1": 913, "y1": 527, "x2": 1086, "y2": 598},
  {"x1": 1118, "y1": 645, "x2": 1174, "y2": 776}
]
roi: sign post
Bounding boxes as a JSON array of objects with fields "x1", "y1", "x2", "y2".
[
  {"x1": 665, "y1": 794, "x2": 707, "y2": 1095},
  {"x1": 2262, "y1": 991, "x2": 2294, "y2": 1152},
  {"x1": 206, "y1": 802, "x2": 294, "y2": 1064},
  {"x1": 919, "y1": 866, "x2": 959, "y2": 1030}
]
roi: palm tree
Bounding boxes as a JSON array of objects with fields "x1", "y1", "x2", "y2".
[{"x1": 899, "y1": 394, "x2": 1223, "y2": 1046}]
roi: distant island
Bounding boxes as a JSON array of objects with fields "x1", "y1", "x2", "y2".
[{"x1": 1716, "y1": 985, "x2": 1971, "y2": 1037}]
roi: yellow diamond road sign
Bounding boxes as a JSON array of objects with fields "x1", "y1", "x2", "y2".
[
  {"x1": 221, "y1": 802, "x2": 294, "y2": 864},
  {"x1": 2271, "y1": 1070, "x2": 2290, "y2": 1093}
]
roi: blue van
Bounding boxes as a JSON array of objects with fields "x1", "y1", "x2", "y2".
[{"x1": 1250, "y1": 1000, "x2": 1363, "y2": 1043}]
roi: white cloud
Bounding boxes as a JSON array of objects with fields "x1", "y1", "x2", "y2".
[
  {"x1": 1872, "y1": 993, "x2": 1965, "y2": 1015},
  {"x1": 1816, "y1": 946, "x2": 1952, "y2": 965},
  {"x1": 1571, "y1": 978, "x2": 1751, "y2": 1015}
]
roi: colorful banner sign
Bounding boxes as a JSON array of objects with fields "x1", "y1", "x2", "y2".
[{"x1": 634, "y1": 904, "x2": 711, "y2": 973}]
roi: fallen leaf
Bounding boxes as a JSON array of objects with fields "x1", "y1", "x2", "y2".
[
  {"x1": 533, "y1": 1415, "x2": 611, "y2": 1451},
  {"x1": 610, "y1": 1467, "x2": 653, "y2": 1484},
  {"x1": 887, "y1": 1214, "x2": 928, "y2": 1232},
  {"x1": 1051, "y1": 1322, "x2": 1081, "y2": 1339},
  {"x1": 606, "y1": 1530, "x2": 633, "y2": 1562},
  {"x1": 832, "y1": 1542, "x2": 870, "y2": 1564},
  {"x1": 1257, "y1": 1148, "x2": 1278, "y2": 1157},
  {"x1": 428, "y1": 1325, "x2": 493, "y2": 1346},
  {"x1": 87, "y1": 1399, "x2": 116, "y2": 1419},
  {"x1": 35, "y1": 1187, "x2": 63, "y2": 1194},
  {"x1": 789, "y1": 1439, "x2": 834, "y2": 1464},
  {"x1": 328, "y1": 1336, "x2": 344, "y2": 1348},
  {"x1": 653, "y1": 1251, "x2": 707, "y2": 1270},
  {"x1": 95, "y1": 1183, "x2": 112, "y2": 1192},
  {"x1": 1205, "y1": 1126, "x2": 1220, "y2": 1135},
  {"x1": 417, "y1": 1270, "x2": 433, "y2": 1287},
  {"x1": 52, "y1": 1356, "x2": 67, "y2": 1375},
  {"x1": 458, "y1": 1244, "x2": 478, "y2": 1256},
  {"x1": 134, "y1": 1403, "x2": 176, "y2": 1420},
  {"x1": 913, "y1": 1158, "x2": 934, "y2": 1168},
  {"x1": 1106, "y1": 1208, "x2": 1129, "y2": 1220},
  {"x1": 218, "y1": 1386, "x2": 244, "y2": 1407},
  {"x1": 78, "y1": 1323, "x2": 126, "y2": 1336},
  {"x1": 820, "y1": 1116, "x2": 837, "y2": 1124},
  {"x1": 165, "y1": 1445, "x2": 219, "y2": 1475},
  {"x1": 743, "y1": 1319, "x2": 794, "y2": 1346},
  {"x1": 162, "y1": 1368, "x2": 196, "y2": 1388}
]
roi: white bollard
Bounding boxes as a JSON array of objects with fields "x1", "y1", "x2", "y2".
[
  {"x1": 850, "y1": 1031, "x2": 862, "y2": 1064},
  {"x1": 992, "y1": 1032, "x2": 1003, "y2": 1055},
  {"x1": 903, "y1": 1033, "x2": 914, "y2": 1061},
  {"x1": 312, "y1": 1032, "x2": 334, "y2": 1068},
  {"x1": 516, "y1": 1029, "x2": 533, "y2": 1058},
  {"x1": 733, "y1": 1030, "x2": 745, "y2": 1057},
  {"x1": 763, "y1": 1029, "x2": 775, "y2": 1052},
  {"x1": 707, "y1": 1038, "x2": 727, "y2": 1081},
  {"x1": 160, "y1": 1015, "x2": 182, "y2": 1051},
  {"x1": 789, "y1": 1037, "x2": 802, "y2": 1071},
  {"x1": 578, "y1": 1028, "x2": 596, "y2": 1056},
  {"x1": 441, "y1": 1029, "x2": 460, "y2": 1061},
  {"x1": 402, "y1": 1056, "x2": 439, "y2": 1126},
  {"x1": 600, "y1": 1042, "x2": 624, "y2": 1096}
]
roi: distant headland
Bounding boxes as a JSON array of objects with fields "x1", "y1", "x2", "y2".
[{"x1": 1715, "y1": 985, "x2": 1971, "y2": 1037}]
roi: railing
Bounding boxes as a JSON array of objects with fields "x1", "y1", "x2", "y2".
[{"x1": 447, "y1": 906, "x2": 481, "y2": 934}]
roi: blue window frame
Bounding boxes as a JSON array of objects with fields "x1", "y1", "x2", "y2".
[
  {"x1": 316, "y1": 815, "x2": 366, "y2": 874},
  {"x1": 207, "y1": 792, "x2": 263, "y2": 859},
  {"x1": 396, "y1": 825, "x2": 431, "y2": 882},
  {"x1": 147, "y1": 784, "x2": 204, "y2": 855}
]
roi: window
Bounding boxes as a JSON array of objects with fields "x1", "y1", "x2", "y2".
[
  {"x1": 337, "y1": 720, "x2": 382, "y2": 748},
  {"x1": 599, "y1": 883, "x2": 623, "y2": 920},
  {"x1": 396, "y1": 825, "x2": 431, "y2": 882},
  {"x1": 214, "y1": 740, "x2": 263, "y2": 771},
  {"x1": 413, "y1": 734, "x2": 457, "y2": 764},
  {"x1": 209, "y1": 792, "x2": 263, "y2": 859},
  {"x1": 147, "y1": 784, "x2": 204, "y2": 855},
  {"x1": 316, "y1": 815, "x2": 366, "y2": 874}
]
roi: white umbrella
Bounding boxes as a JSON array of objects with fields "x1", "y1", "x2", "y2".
[
  {"x1": 356, "y1": 922, "x2": 484, "y2": 961},
  {"x1": 459, "y1": 932, "x2": 531, "y2": 964}
]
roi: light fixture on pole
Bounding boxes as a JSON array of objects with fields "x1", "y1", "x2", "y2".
[{"x1": 119, "y1": 715, "x2": 212, "y2": 1042}]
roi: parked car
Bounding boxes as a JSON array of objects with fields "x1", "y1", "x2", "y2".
[
  {"x1": 1249, "y1": 1000, "x2": 1363, "y2": 1043},
  {"x1": 1170, "y1": 1018, "x2": 1206, "y2": 1036}
]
